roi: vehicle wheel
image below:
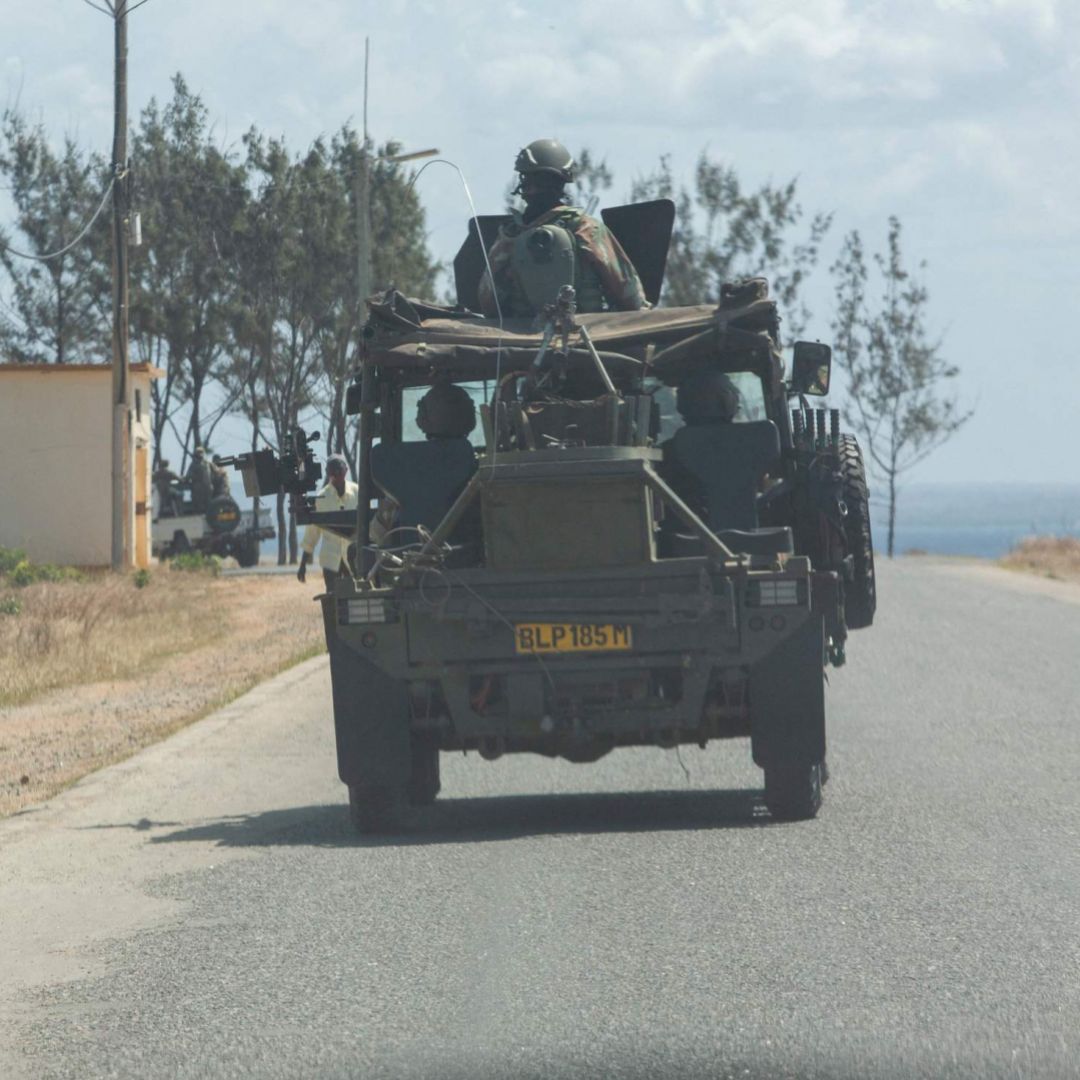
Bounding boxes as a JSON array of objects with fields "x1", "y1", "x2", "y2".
[
  {"x1": 235, "y1": 534, "x2": 259, "y2": 568},
  {"x1": 408, "y1": 738, "x2": 441, "y2": 806},
  {"x1": 839, "y1": 434, "x2": 876, "y2": 630},
  {"x1": 764, "y1": 762, "x2": 824, "y2": 821},
  {"x1": 171, "y1": 530, "x2": 191, "y2": 555},
  {"x1": 348, "y1": 784, "x2": 408, "y2": 834}
]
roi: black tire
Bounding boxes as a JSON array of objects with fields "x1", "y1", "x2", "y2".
[
  {"x1": 764, "y1": 762, "x2": 824, "y2": 821},
  {"x1": 235, "y1": 534, "x2": 259, "y2": 568},
  {"x1": 408, "y1": 739, "x2": 441, "y2": 806},
  {"x1": 348, "y1": 784, "x2": 408, "y2": 834},
  {"x1": 839, "y1": 435, "x2": 876, "y2": 630},
  {"x1": 171, "y1": 530, "x2": 191, "y2": 555}
]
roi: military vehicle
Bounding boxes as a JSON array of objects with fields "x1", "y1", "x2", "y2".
[
  {"x1": 231, "y1": 199, "x2": 876, "y2": 831},
  {"x1": 151, "y1": 483, "x2": 274, "y2": 567}
]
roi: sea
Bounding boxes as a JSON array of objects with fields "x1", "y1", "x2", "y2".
[{"x1": 878, "y1": 482, "x2": 1080, "y2": 558}]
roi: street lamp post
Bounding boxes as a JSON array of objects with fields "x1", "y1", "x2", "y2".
[{"x1": 354, "y1": 146, "x2": 439, "y2": 320}]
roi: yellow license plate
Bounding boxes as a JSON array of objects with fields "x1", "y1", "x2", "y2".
[{"x1": 514, "y1": 623, "x2": 633, "y2": 654}]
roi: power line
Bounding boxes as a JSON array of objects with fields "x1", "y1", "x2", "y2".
[{"x1": 0, "y1": 177, "x2": 115, "y2": 262}]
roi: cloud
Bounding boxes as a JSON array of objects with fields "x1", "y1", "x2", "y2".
[
  {"x1": 463, "y1": 0, "x2": 1042, "y2": 130},
  {"x1": 2, "y1": 0, "x2": 1078, "y2": 244}
]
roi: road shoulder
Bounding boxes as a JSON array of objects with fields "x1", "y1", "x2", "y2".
[
  {"x1": 0, "y1": 653, "x2": 333, "y2": 1071},
  {"x1": 911, "y1": 554, "x2": 1080, "y2": 608}
]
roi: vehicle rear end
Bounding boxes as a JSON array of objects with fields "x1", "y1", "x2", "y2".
[{"x1": 326, "y1": 446, "x2": 835, "y2": 826}]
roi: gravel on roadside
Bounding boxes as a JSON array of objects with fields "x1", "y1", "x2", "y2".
[{"x1": 0, "y1": 573, "x2": 326, "y2": 817}]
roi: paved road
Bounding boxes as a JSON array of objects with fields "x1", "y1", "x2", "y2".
[
  {"x1": 2, "y1": 559, "x2": 1078, "y2": 1080},
  {"x1": 220, "y1": 561, "x2": 295, "y2": 577}
]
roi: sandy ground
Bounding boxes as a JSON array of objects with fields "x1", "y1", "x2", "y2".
[{"x1": 0, "y1": 572, "x2": 326, "y2": 818}]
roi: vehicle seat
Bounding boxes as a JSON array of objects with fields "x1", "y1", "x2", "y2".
[
  {"x1": 369, "y1": 439, "x2": 477, "y2": 532},
  {"x1": 666, "y1": 420, "x2": 793, "y2": 556}
]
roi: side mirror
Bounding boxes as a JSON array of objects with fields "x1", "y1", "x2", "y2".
[
  {"x1": 791, "y1": 341, "x2": 832, "y2": 397},
  {"x1": 345, "y1": 381, "x2": 362, "y2": 416}
]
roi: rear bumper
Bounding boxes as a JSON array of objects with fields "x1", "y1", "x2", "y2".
[{"x1": 327, "y1": 558, "x2": 832, "y2": 759}]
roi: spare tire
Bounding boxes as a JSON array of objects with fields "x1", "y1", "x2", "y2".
[
  {"x1": 839, "y1": 435, "x2": 876, "y2": 629},
  {"x1": 206, "y1": 494, "x2": 241, "y2": 534}
]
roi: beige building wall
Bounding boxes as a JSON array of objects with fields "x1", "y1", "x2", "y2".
[{"x1": 0, "y1": 364, "x2": 158, "y2": 568}]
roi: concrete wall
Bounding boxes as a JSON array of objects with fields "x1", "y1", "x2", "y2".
[{"x1": 0, "y1": 366, "x2": 156, "y2": 567}]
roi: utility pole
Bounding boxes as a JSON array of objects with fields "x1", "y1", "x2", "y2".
[{"x1": 110, "y1": 0, "x2": 131, "y2": 570}]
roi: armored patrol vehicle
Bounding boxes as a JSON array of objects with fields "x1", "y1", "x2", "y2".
[{"x1": 232, "y1": 199, "x2": 876, "y2": 831}]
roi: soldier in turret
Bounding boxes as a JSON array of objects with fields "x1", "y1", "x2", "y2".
[{"x1": 477, "y1": 139, "x2": 647, "y2": 319}]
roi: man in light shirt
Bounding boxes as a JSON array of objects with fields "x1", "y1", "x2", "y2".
[{"x1": 297, "y1": 454, "x2": 358, "y2": 589}]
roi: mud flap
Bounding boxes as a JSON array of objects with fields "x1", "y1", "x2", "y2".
[
  {"x1": 321, "y1": 596, "x2": 411, "y2": 789},
  {"x1": 749, "y1": 614, "x2": 826, "y2": 768}
]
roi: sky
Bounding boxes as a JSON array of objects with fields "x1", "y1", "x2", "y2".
[{"x1": 3, "y1": 0, "x2": 1079, "y2": 485}]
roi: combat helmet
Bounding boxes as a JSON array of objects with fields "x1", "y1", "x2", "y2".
[
  {"x1": 676, "y1": 368, "x2": 741, "y2": 425},
  {"x1": 514, "y1": 139, "x2": 575, "y2": 184},
  {"x1": 417, "y1": 382, "x2": 477, "y2": 439}
]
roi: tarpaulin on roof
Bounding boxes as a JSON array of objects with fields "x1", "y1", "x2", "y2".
[{"x1": 361, "y1": 290, "x2": 782, "y2": 386}]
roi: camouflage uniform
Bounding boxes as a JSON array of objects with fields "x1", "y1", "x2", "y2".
[
  {"x1": 210, "y1": 459, "x2": 229, "y2": 499},
  {"x1": 478, "y1": 206, "x2": 647, "y2": 319},
  {"x1": 153, "y1": 463, "x2": 181, "y2": 518},
  {"x1": 186, "y1": 452, "x2": 213, "y2": 514}
]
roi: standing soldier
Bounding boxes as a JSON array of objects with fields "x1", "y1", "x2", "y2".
[
  {"x1": 297, "y1": 454, "x2": 358, "y2": 589},
  {"x1": 153, "y1": 459, "x2": 181, "y2": 518},
  {"x1": 186, "y1": 447, "x2": 213, "y2": 514},
  {"x1": 477, "y1": 138, "x2": 648, "y2": 319},
  {"x1": 210, "y1": 454, "x2": 230, "y2": 499}
]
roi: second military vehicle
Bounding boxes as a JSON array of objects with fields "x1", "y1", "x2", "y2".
[{"x1": 151, "y1": 484, "x2": 274, "y2": 567}]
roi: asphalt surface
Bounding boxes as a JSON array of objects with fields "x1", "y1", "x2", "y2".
[
  {"x1": 220, "y1": 561, "x2": 296, "y2": 577},
  {"x1": 2, "y1": 558, "x2": 1078, "y2": 1080}
]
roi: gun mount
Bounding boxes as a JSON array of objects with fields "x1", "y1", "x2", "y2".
[{"x1": 219, "y1": 429, "x2": 325, "y2": 519}]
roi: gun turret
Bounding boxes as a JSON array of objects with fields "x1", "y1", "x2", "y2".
[{"x1": 219, "y1": 429, "x2": 324, "y2": 516}]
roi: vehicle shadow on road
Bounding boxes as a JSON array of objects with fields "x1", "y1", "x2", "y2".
[{"x1": 122, "y1": 787, "x2": 771, "y2": 849}]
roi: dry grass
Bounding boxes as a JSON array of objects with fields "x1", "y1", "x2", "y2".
[
  {"x1": 0, "y1": 571, "x2": 224, "y2": 707},
  {"x1": 1000, "y1": 536, "x2": 1080, "y2": 584},
  {"x1": 0, "y1": 568, "x2": 326, "y2": 817}
]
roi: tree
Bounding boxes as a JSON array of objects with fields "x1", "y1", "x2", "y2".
[
  {"x1": 130, "y1": 75, "x2": 248, "y2": 468},
  {"x1": 0, "y1": 109, "x2": 111, "y2": 364},
  {"x1": 228, "y1": 125, "x2": 440, "y2": 563},
  {"x1": 309, "y1": 129, "x2": 440, "y2": 470},
  {"x1": 630, "y1": 153, "x2": 831, "y2": 337},
  {"x1": 830, "y1": 217, "x2": 972, "y2": 557},
  {"x1": 571, "y1": 148, "x2": 614, "y2": 215},
  {"x1": 237, "y1": 132, "x2": 332, "y2": 563}
]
